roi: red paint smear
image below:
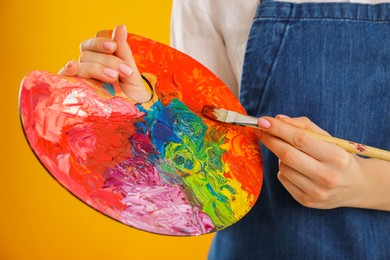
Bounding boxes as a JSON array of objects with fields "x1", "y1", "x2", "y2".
[
  {"x1": 61, "y1": 113, "x2": 140, "y2": 211},
  {"x1": 201, "y1": 105, "x2": 218, "y2": 120},
  {"x1": 89, "y1": 189, "x2": 126, "y2": 214},
  {"x1": 20, "y1": 81, "x2": 51, "y2": 140},
  {"x1": 222, "y1": 130, "x2": 263, "y2": 201},
  {"x1": 155, "y1": 76, "x2": 181, "y2": 106},
  {"x1": 62, "y1": 113, "x2": 138, "y2": 174}
]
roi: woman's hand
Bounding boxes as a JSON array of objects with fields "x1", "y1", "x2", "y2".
[
  {"x1": 58, "y1": 24, "x2": 151, "y2": 103},
  {"x1": 257, "y1": 115, "x2": 390, "y2": 211}
]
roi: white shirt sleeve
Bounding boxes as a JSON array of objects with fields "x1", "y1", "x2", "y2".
[{"x1": 170, "y1": 0, "x2": 239, "y2": 96}]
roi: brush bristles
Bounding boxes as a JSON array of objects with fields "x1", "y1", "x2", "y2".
[
  {"x1": 212, "y1": 108, "x2": 229, "y2": 122},
  {"x1": 202, "y1": 105, "x2": 225, "y2": 121},
  {"x1": 202, "y1": 105, "x2": 259, "y2": 127},
  {"x1": 202, "y1": 105, "x2": 229, "y2": 122}
]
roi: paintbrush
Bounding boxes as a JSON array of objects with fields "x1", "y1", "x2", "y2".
[{"x1": 201, "y1": 105, "x2": 390, "y2": 162}]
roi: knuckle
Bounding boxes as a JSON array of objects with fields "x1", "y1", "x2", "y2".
[
  {"x1": 80, "y1": 38, "x2": 92, "y2": 52},
  {"x1": 319, "y1": 172, "x2": 340, "y2": 189},
  {"x1": 79, "y1": 51, "x2": 90, "y2": 62},
  {"x1": 88, "y1": 39, "x2": 97, "y2": 51},
  {"x1": 298, "y1": 195, "x2": 316, "y2": 208},
  {"x1": 292, "y1": 130, "x2": 308, "y2": 148},
  {"x1": 278, "y1": 161, "x2": 286, "y2": 172},
  {"x1": 92, "y1": 38, "x2": 101, "y2": 50},
  {"x1": 298, "y1": 116, "x2": 311, "y2": 124},
  {"x1": 78, "y1": 63, "x2": 104, "y2": 82},
  {"x1": 299, "y1": 191, "x2": 327, "y2": 208},
  {"x1": 79, "y1": 40, "x2": 86, "y2": 52},
  {"x1": 312, "y1": 188, "x2": 329, "y2": 202},
  {"x1": 331, "y1": 150, "x2": 352, "y2": 170},
  {"x1": 279, "y1": 149, "x2": 296, "y2": 165}
]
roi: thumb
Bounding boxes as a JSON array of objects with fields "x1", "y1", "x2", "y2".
[
  {"x1": 58, "y1": 59, "x2": 79, "y2": 76},
  {"x1": 112, "y1": 25, "x2": 151, "y2": 103},
  {"x1": 112, "y1": 25, "x2": 138, "y2": 72}
]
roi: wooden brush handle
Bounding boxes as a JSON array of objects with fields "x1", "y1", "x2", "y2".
[
  {"x1": 306, "y1": 131, "x2": 390, "y2": 161},
  {"x1": 240, "y1": 117, "x2": 390, "y2": 161}
]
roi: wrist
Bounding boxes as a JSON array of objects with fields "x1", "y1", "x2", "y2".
[{"x1": 346, "y1": 157, "x2": 390, "y2": 211}]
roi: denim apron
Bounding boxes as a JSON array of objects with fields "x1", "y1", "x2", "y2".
[{"x1": 209, "y1": 1, "x2": 390, "y2": 259}]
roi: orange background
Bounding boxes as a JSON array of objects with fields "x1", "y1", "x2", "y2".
[{"x1": 1, "y1": 0, "x2": 214, "y2": 259}]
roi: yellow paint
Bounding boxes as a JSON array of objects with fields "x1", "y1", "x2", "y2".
[
  {"x1": 0, "y1": 0, "x2": 213, "y2": 259},
  {"x1": 221, "y1": 175, "x2": 252, "y2": 220}
]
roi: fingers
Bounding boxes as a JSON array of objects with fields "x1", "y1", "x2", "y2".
[
  {"x1": 112, "y1": 25, "x2": 135, "y2": 66},
  {"x1": 277, "y1": 169, "x2": 324, "y2": 209},
  {"x1": 78, "y1": 35, "x2": 132, "y2": 81},
  {"x1": 276, "y1": 115, "x2": 330, "y2": 136},
  {"x1": 80, "y1": 37, "x2": 117, "y2": 54},
  {"x1": 79, "y1": 51, "x2": 133, "y2": 77},
  {"x1": 111, "y1": 25, "x2": 151, "y2": 103},
  {"x1": 111, "y1": 25, "x2": 141, "y2": 78},
  {"x1": 259, "y1": 129, "x2": 322, "y2": 177},
  {"x1": 278, "y1": 160, "x2": 350, "y2": 209},
  {"x1": 77, "y1": 62, "x2": 121, "y2": 83},
  {"x1": 278, "y1": 160, "x2": 313, "y2": 190},
  {"x1": 277, "y1": 168, "x2": 307, "y2": 205},
  {"x1": 58, "y1": 59, "x2": 119, "y2": 83},
  {"x1": 58, "y1": 59, "x2": 79, "y2": 76},
  {"x1": 258, "y1": 115, "x2": 365, "y2": 210},
  {"x1": 257, "y1": 116, "x2": 348, "y2": 185},
  {"x1": 258, "y1": 116, "x2": 338, "y2": 162},
  {"x1": 277, "y1": 159, "x2": 325, "y2": 209},
  {"x1": 59, "y1": 25, "x2": 151, "y2": 103},
  {"x1": 59, "y1": 37, "x2": 121, "y2": 81},
  {"x1": 60, "y1": 27, "x2": 136, "y2": 83}
]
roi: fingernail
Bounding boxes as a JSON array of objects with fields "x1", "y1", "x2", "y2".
[
  {"x1": 64, "y1": 60, "x2": 75, "y2": 70},
  {"x1": 258, "y1": 118, "x2": 271, "y2": 129},
  {"x1": 103, "y1": 67, "x2": 118, "y2": 78},
  {"x1": 118, "y1": 63, "x2": 133, "y2": 77},
  {"x1": 276, "y1": 114, "x2": 290, "y2": 119},
  {"x1": 103, "y1": 41, "x2": 116, "y2": 51}
]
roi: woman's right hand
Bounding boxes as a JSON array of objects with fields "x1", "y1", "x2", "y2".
[{"x1": 59, "y1": 24, "x2": 151, "y2": 103}]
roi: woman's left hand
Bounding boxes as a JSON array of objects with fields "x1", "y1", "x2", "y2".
[{"x1": 257, "y1": 115, "x2": 388, "y2": 210}]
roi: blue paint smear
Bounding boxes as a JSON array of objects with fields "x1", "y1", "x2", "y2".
[
  {"x1": 206, "y1": 183, "x2": 228, "y2": 203},
  {"x1": 153, "y1": 121, "x2": 181, "y2": 143},
  {"x1": 102, "y1": 83, "x2": 115, "y2": 96},
  {"x1": 134, "y1": 121, "x2": 148, "y2": 134},
  {"x1": 137, "y1": 101, "x2": 182, "y2": 157}
]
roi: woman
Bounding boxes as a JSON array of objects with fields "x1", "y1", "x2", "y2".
[{"x1": 60, "y1": 0, "x2": 390, "y2": 258}]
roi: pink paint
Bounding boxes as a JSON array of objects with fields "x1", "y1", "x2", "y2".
[{"x1": 349, "y1": 141, "x2": 367, "y2": 152}]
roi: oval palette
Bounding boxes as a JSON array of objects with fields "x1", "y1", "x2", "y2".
[{"x1": 19, "y1": 32, "x2": 263, "y2": 236}]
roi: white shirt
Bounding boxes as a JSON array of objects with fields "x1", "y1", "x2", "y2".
[{"x1": 170, "y1": 0, "x2": 387, "y2": 96}]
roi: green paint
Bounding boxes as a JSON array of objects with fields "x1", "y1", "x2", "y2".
[{"x1": 102, "y1": 83, "x2": 115, "y2": 96}]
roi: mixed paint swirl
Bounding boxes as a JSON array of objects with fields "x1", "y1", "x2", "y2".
[{"x1": 19, "y1": 34, "x2": 262, "y2": 235}]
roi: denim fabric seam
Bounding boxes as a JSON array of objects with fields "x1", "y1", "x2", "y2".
[
  {"x1": 254, "y1": 16, "x2": 390, "y2": 23},
  {"x1": 253, "y1": 20, "x2": 294, "y2": 115}
]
